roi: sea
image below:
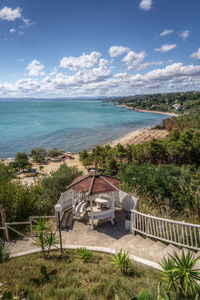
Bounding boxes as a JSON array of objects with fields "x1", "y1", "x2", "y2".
[{"x1": 0, "y1": 99, "x2": 170, "y2": 158}]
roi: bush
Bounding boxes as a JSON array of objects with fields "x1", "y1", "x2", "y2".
[
  {"x1": 0, "y1": 241, "x2": 10, "y2": 263},
  {"x1": 110, "y1": 249, "x2": 132, "y2": 274},
  {"x1": 77, "y1": 248, "x2": 93, "y2": 262},
  {"x1": 47, "y1": 148, "x2": 63, "y2": 158},
  {"x1": 30, "y1": 148, "x2": 46, "y2": 163}
]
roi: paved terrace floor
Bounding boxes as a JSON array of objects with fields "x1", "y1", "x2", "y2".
[{"x1": 8, "y1": 209, "x2": 194, "y2": 266}]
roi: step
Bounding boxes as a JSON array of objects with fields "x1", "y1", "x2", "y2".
[
  {"x1": 61, "y1": 212, "x2": 70, "y2": 229},
  {"x1": 137, "y1": 237, "x2": 155, "y2": 249},
  {"x1": 127, "y1": 234, "x2": 145, "y2": 250},
  {"x1": 147, "y1": 241, "x2": 166, "y2": 261},
  {"x1": 161, "y1": 244, "x2": 181, "y2": 260},
  {"x1": 111, "y1": 233, "x2": 137, "y2": 249},
  {"x1": 66, "y1": 213, "x2": 74, "y2": 230}
]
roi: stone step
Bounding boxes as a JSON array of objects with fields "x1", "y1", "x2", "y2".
[
  {"x1": 147, "y1": 241, "x2": 167, "y2": 262},
  {"x1": 137, "y1": 237, "x2": 155, "y2": 249},
  {"x1": 161, "y1": 244, "x2": 181, "y2": 260}
]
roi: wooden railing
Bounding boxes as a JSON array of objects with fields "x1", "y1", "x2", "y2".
[{"x1": 131, "y1": 209, "x2": 200, "y2": 251}]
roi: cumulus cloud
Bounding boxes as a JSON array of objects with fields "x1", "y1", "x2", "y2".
[
  {"x1": 26, "y1": 60, "x2": 45, "y2": 76},
  {"x1": 155, "y1": 44, "x2": 177, "y2": 53},
  {"x1": 60, "y1": 52, "x2": 101, "y2": 71},
  {"x1": 136, "y1": 60, "x2": 163, "y2": 71},
  {"x1": 109, "y1": 46, "x2": 130, "y2": 57},
  {"x1": 9, "y1": 28, "x2": 16, "y2": 33},
  {"x1": 190, "y1": 48, "x2": 200, "y2": 60},
  {"x1": 0, "y1": 6, "x2": 30, "y2": 25},
  {"x1": 139, "y1": 0, "x2": 152, "y2": 11},
  {"x1": 160, "y1": 29, "x2": 173, "y2": 37},
  {"x1": 122, "y1": 50, "x2": 146, "y2": 69},
  {"x1": 180, "y1": 30, "x2": 189, "y2": 40}
]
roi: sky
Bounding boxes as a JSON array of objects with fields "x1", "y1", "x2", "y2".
[{"x1": 0, "y1": 0, "x2": 200, "y2": 98}]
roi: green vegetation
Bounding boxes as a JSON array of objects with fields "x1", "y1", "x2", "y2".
[
  {"x1": 155, "y1": 112, "x2": 200, "y2": 131},
  {"x1": 159, "y1": 251, "x2": 200, "y2": 298},
  {"x1": 77, "y1": 247, "x2": 93, "y2": 262},
  {"x1": 109, "y1": 91, "x2": 200, "y2": 114},
  {"x1": 47, "y1": 148, "x2": 63, "y2": 158},
  {"x1": 30, "y1": 148, "x2": 47, "y2": 163},
  {"x1": 0, "y1": 250, "x2": 167, "y2": 300},
  {"x1": 79, "y1": 113, "x2": 200, "y2": 220},
  {"x1": 0, "y1": 163, "x2": 82, "y2": 224},
  {"x1": 0, "y1": 241, "x2": 9, "y2": 263},
  {"x1": 110, "y1": 249, "x2": 132, "y2": 274},
  {"x1": 32, "y1": 217, "x2": 58, "y2": 259}
]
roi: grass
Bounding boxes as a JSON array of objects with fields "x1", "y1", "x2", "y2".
[{"x1": 0, "y1": 250, "x2": 163, "y2": 300}]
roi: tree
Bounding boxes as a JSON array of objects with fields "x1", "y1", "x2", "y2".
[
  {"x1": 47, "y1": 148, "x2": 63, "y2": 158},
  {"x1": 15, "y1": 152, "x2": 29, "y2": 170},
  {"x1": 30, "y1": 148, "x2": 46, "y2": 163}
]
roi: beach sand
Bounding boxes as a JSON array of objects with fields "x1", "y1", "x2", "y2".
[
  {"x1": 117, "y1": 104, "x2": 179, "y2": 117},
  {"x1": 1, "y1": 127, "x2": 168, "y2": 185}
]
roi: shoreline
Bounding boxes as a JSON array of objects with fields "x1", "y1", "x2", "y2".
[
  {"x1": 107, "y1": 126, "x2": 168, "y2": 147},
  {"x1": 116, "y1": 104, "x2": 179, "y2": 117}
]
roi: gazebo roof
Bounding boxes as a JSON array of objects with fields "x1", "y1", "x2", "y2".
[{"x1": 68, "y1": 173, "x2": 120, "y2": 195}]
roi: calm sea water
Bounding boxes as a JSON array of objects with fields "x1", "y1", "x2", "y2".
[{"x1": 0, "y1": 99, "x2": 169, "y2": 158}]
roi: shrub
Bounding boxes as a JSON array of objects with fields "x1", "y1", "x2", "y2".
[
  {"x1": 0, "y1": 241, "x2": 9, "y2": 263},
  {"x1": 30, "y1": 148, "x2": 46, "y2": 163},
  {"x1": 159, "y1": 250, "x2": 200, "y2": 298},
  {"x1": 47, "y1": 148, "x2": 63, "y2": 158},
  {"x1": 110, "y1": 249, "x2": 131, "y2": 274},
  {"x1": 77, "y1": 248, "x2": 93, "y2": 262}
]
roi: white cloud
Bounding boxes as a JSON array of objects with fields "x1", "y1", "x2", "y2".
[
  {"x1": 160, "y1": 29, "x2": 173, "y2": 37},
  {"x1": 155, "y1": 44, "x2": 177, "y2": 53},
  {"x1": 190, "y1": 48, "x2": 200, "y2": 60},
  {"x1": 139, "y1": 0, "x2": 152, "y2": 11},
  {"x1": 17, "y1": 58, "x2": 24, "y2": 62},
  {"x1": 180, "y1": 30, "x2": 189, "y2": 40},
  {"x1": 26, "y1": 60, "x2": 45, "y2": 76},
  {"x1": 10, "y1": 28, "x2": 16, "y2": 33},
  {"x1": 136, "y1": 60, "x2": 163, "y2": 71},
  {"x1": 0, "y1": 7, "x2": 22, "y2": 21},
  {"x1": 122, "y1": 50, "x2": 146, "y2": 69},
  {"x1": 109, "y1": 46, "x2": 130, "y2": 57},
  {"x1": 60, "y1": 52, "x2": 101, "y2": 71}
]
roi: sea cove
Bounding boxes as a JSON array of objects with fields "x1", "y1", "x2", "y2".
[{"x1": 0, "y1": 99, "x2": 169, "y2": 158}]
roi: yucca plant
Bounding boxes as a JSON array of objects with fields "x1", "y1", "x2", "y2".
[
  {"x1": 0, "y1": 241, "x2": 10, "y2": 263},
  {"x1": 77, "y1": 247, "x2": 93, "y2": 262},
  {"x1": 137, "y1": 288, "x2": 152, "y2": 300},
  {"x1": 110, "y1": 249, "x2": 132, "y2": 274},
  {"x1": 159, "y1": 250, "x2": 200, "y2": 298},
  {"x1": 30, "y1": 265, "x2": 57, "y2": 286}
]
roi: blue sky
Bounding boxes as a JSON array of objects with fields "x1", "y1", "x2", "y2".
[{"x1": 0, "y1": 0, "x2": 200, "y2": 97}]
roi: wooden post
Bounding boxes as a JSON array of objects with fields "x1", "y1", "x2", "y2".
[{"x1": 0, "y1": 205, "x2": 9, "y2": 241}]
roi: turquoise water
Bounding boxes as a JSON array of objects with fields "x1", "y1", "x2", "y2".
[{"x1": 0, "y1": 99, "x2": 169, "y2": 158}]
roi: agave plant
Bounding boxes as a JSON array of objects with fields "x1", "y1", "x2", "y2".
[
  {"x1": 159, "y1": 250, "x2": 200, "y2": 298},
  {"x1": 0, "y1": 241, "x2": 10, "y2": 263},
  {"x1": 110, "y1": 249, "x2": 132, "y2": 274},
  {"x1": 32, "y1": 217, "x2": 58, "y2": 259},
  {"x1": 77, "y1": 247, "x2": 93, "y2": 262},
  {"x1": 30, "y1": 265, "x2": 57, "y2": 286}
]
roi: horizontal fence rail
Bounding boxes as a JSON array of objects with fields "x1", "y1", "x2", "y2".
[{"x1": 131, "y1": 209, "x2": 200, "y2": 251}]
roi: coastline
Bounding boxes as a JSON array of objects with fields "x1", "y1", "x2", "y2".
[
  {"x1": 107, "y1": 126, "x2": 168, "y2": 147},
  {"x1": 117, "y1": 104, "x2": 179, "y2": 117}
]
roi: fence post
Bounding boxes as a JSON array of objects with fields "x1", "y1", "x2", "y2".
[
  {"x1": 147, "y1": 215, "x2": 150, "y2": 236},
  {"x1": 0, "y1": 205, "x2": 9, "y2": 241}
]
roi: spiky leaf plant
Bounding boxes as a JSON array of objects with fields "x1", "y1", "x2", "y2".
[
  {"x1": 77, "y1": 247, "x2": 93, "y2": 262},
  {"x1": 110, "y1": 249, "x2": 132, "y2": 274}
]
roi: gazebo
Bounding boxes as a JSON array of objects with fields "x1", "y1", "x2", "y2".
[
  {"x1": 68, "y1": 172, "x2": 120, "y2": 229},
  {"x1": 56, "y1": 171, "x2": 139, "y2": 230}
]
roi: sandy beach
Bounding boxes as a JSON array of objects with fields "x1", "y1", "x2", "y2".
[
  {"x1": 1, "y1": 125, "x2": 169, "y2": 185},
  {"x1": 117, "y1": 104, "x2": 179, "y2": 117}
]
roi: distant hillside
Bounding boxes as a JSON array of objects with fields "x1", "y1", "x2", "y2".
[{"x1": 107, "y1": 91, "x2": 200, "y2": 114}]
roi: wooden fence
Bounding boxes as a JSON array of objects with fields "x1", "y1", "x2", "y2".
[
  {"x1": 131, "y1": 209, "x2": 200, "y2": 251},
  {"x1": 0, "y1": 216, "x2": 55, "y2": 241}
]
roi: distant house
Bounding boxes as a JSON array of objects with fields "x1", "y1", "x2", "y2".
[{"x1": 173, "y1": 103, "x2": 182, "y2": 111}]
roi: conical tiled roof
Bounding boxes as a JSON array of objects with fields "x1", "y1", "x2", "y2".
[{"x1": 68, "y1": 173, "x2": 120, "y2": 195}]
